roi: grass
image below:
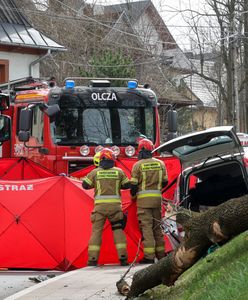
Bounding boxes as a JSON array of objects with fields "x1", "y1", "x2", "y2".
[{"x1": 138, "y1": 231, "x2": 248, "y2": 300}]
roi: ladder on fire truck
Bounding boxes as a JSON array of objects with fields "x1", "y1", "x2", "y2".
[{"x1": 0, "y1": 77, "x2": 54, "y2": 94}]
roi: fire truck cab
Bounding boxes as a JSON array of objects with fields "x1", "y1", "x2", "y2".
[{"x1": 0, "y1": 77, "x2": 169, "y2": 175}]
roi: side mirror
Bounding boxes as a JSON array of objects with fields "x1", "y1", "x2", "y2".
[
  {"x1": 39, "y1": 104, "x2": 60, "y2": 117},
  {"x1": 19, "y1": 108, "x2": 32, "y2": 131},
  {"x1": 168, "y1": 110, "x2": 177, "y2": 132},
  {"x1": 0, "y1": 93, "x2": 10, "y2": 111},
  {"x1": 18, "y1": 108, "x2": 32, "y2": 142},
  {"x1": 0, "y1": 114, "x2": 11, "y2": 142}
]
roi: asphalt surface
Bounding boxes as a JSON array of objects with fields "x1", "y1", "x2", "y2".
[
  {"x1": 0, "y1": 270, "x2": 64, "y2": 300},
  {"x1": 2, "y1": 265, "x2": 148, "y2": 300}
]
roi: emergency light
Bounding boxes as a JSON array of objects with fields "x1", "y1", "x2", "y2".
[
  {"x1": 65, "y1": 80, "x2": 75, "y2": 89},
  {"x1": 127, "y1": 81, "x2": 138, "y2": 89}
]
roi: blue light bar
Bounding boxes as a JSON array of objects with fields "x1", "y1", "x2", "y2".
[
  {"x1": 65, "y1": 80, "x2": 75, "y2": 89},
  {"x1": 127, "y1": 81, "x2": 138, "y2": 89}
]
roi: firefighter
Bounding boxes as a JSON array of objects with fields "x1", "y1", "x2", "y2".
[
  {"x1": 130, "y1": 138, "x2": 168, "y2": 264},
  {"x1": 82, "y1": 148, "x2": 130, "y2": 266}
]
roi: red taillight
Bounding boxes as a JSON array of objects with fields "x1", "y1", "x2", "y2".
[{"x1": 243, "y1": 157, "x2": 248, "y2": 167}]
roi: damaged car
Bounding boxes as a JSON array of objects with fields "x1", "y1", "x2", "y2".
[{"x1": 156, "y1": 126, "x2": 248, "y2": 212}]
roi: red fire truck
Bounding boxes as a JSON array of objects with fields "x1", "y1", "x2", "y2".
[{"x1": 0, "y1": 77, "x2": 176, "y2": 175}]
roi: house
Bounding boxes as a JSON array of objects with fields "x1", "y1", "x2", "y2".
[
  {"x1": 98, "y1": 0, "x2": 218, "y2": 133},
  {"x1": 181, "y1": 56, "x2": 219, "y2": 130},
  {"x1": 96, "y1": 1, "x2": 197, "y2": 103},
  {"x1": 92, "y1": 0, "x2": 202, "y2": 138},
  {"x1": 0, "y1": 0, "x2": 66, "y2": 84}
]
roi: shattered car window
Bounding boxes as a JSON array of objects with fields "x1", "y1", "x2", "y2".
[{"x1": 172, "y1": 135, "x2": 233, "y2": 156}]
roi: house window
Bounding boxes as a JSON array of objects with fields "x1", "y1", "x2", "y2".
[{"x1": 0, "y1": 60, "x2": 9, "y2": 83}]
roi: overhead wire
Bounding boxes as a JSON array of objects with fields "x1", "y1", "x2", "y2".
[
  {"x1": 0, "y1": 4, "x2": 183, "y2": 49},
  {"x1": 3, "y1": 1, "x2": 244, "y2": 87},
  {"x1": 33, "y1": 0, "x2": 227, "y2": 89},
  {"x1": 1, "y1": 3, "x2": 234, "y2": 50}
]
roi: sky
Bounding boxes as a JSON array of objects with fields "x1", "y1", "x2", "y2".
[{"x1": 155, "y1": 0, "x2": 209, "y2": 50}]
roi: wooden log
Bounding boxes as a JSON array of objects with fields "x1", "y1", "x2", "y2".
[
  {"x1": 126, "y1": 195, "x2": 248, "y2": 298},
  {"x1": 116, "y1": 279, "x2": 130, "y2": 296}
]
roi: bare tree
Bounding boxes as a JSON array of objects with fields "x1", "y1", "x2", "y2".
[{"x1": 178, "y1": 0, "x2": 246, "y2": 130}]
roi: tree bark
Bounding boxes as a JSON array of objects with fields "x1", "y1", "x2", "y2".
[{"x1": 126, "y1": 195, "x2": 248, "y2": 298}]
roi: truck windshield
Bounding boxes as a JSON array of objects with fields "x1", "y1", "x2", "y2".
[{"x1": 51, "y1": 107, "x2": 155, "y2": 146}]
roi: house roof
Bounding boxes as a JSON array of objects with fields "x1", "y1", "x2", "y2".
[
  {"x1": 103, "y1": 0, "x2": 177, "y2": 50},
  {"x1": 104, "y1": 0, "x2": 150, "y2": 24},
  {"x1": 0, "y1": 0, "x2": 66, "y2": 51},
  {"x1": 100, "y1": 1, "x2": 199, "y2": 108}
]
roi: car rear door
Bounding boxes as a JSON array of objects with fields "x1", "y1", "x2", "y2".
[{"x1": 156, "y1": 126, "x2": 244, "y2": 171}]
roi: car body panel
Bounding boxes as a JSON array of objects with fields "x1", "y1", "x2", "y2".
[
  {"x1": 156, "y1": 126, "x2": 243, "y2": 171},
  {"x1": 156, "y1": 126, "x2": 248, "y2": 210}
]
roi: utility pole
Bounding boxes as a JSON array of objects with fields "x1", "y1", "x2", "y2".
[
  {"x1": 230, "y1": 9, "x2": 240, "y2": 132},
  {"x1": 233, "y1": 36, "x2": 240, "y2": 132},
  {"x1": 244, "y1": 0, "x2": 248, "y2": 132}
]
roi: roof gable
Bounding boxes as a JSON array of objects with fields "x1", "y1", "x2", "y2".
[
  {"x1": 0, "y1": 0, "x2": 30, "y2": 25},
  {"x1": 103, "y1": 0, "x2": 177, "y2": 50},
  {"x1": 104, "y1": 0, "x2": 150, "y2": 23},
  {"x1": 0, "y1": 0, "x2": 66, "y2": 51}
]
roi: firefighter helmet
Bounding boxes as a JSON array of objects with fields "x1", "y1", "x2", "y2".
[
  {"x1": 99, "y1": 148, "x2": 115, "y2": 161},
  {"x1": 93, "y1": 151, "x2": 101, "y2": 167},
  {"x1": 137, "y1": 138, "x2": 154, "y2": 152}
]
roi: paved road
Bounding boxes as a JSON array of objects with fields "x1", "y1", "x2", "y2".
[
  {"x1": 3, "y1": 265, "x2": 148, "y2": 300},
  {"x1": 0, "y1": 270, "x2": 63, "y2": 300}
]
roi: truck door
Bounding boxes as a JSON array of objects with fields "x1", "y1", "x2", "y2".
[{"x1": 27, "y1": 105, "x2": 44, "y2": 162}]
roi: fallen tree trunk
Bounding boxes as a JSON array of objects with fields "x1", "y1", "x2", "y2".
[{"x1": 126, "y1": 195, "x2": 248, "y2": 298}]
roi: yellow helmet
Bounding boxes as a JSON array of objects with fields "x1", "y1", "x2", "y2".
[{"x1": 93, "y1": 151, "x2": 101, "y2": 167}]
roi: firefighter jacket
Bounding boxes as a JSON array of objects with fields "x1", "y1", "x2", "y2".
[
  {"x1": 83, "y1": 167, "x2": 129, "y2": 205},
  {"x1": 130, "y1": 157, "x2": 167, "y2": 208}
]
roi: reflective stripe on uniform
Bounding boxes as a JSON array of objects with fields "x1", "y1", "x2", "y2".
[
  {"x1": 137, "y1": 194, "x2": 161, "y2": 199},
  {"x1": 84, "y1": 177, "x2": 92, "y2": 185},
  {"x1": 142, "y1": 170, "x2": 146, "y2": 190},
  {"x1": 95, "y1": 195, "x2": 121, "y2": 204},
  {"x1": 96, "y1": 180, "x2": 101, "y2": 196},
  {"x1": 95, "y1": 195, "x2": 121, "y2": 200},
  {"x1": 88, "y1": 245, "x2": 100, "y2": 251},
  {"x1": 95, "y1": 199, "x2": 121, "y2": 204},
  {"x1": 137, "y1": 189, "x2": 161, "y2": 199},
  {"x1": 156, "y1": 246, "x2": 165, "y2": 252},
  {"x1": 122, "y1": 177, "x2": 129, "y2": 184},
  {"x1": 144, "y1": 247, "x2": 155, "y2": 254},
  {"x1": 158, "y1": 169, "x2": 162, "y2": 190},
  {"x1": 116, "y1": 179, "x2": 120, "y2": 195},
  {"x1": 115, "y1": 243, "x2": 126, "y2": 249},
  {"x1": 130, "y1": 177, "x2": 138, "y2": 183}
]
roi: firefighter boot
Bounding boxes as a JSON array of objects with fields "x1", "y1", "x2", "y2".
[
  {"x1": 119, "y1": 254, "x2": 129, "y2": 266},
  {"x1": 88, "y1": 261, "x2": 97, "y2": 266},
  {"x1": 120, "y1": 258, "x2": 129, "y2": 266},
  {"x1": 87, "y1": 257, "x2": 98, "y2": 266}
]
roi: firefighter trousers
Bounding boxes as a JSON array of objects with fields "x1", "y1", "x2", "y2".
[
  {"x1": 137, "y1": 207, "x2": 165, "y2": 260},
  {"x1": 88, "y1": 204, "x2": 127, "y2": 263}
]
